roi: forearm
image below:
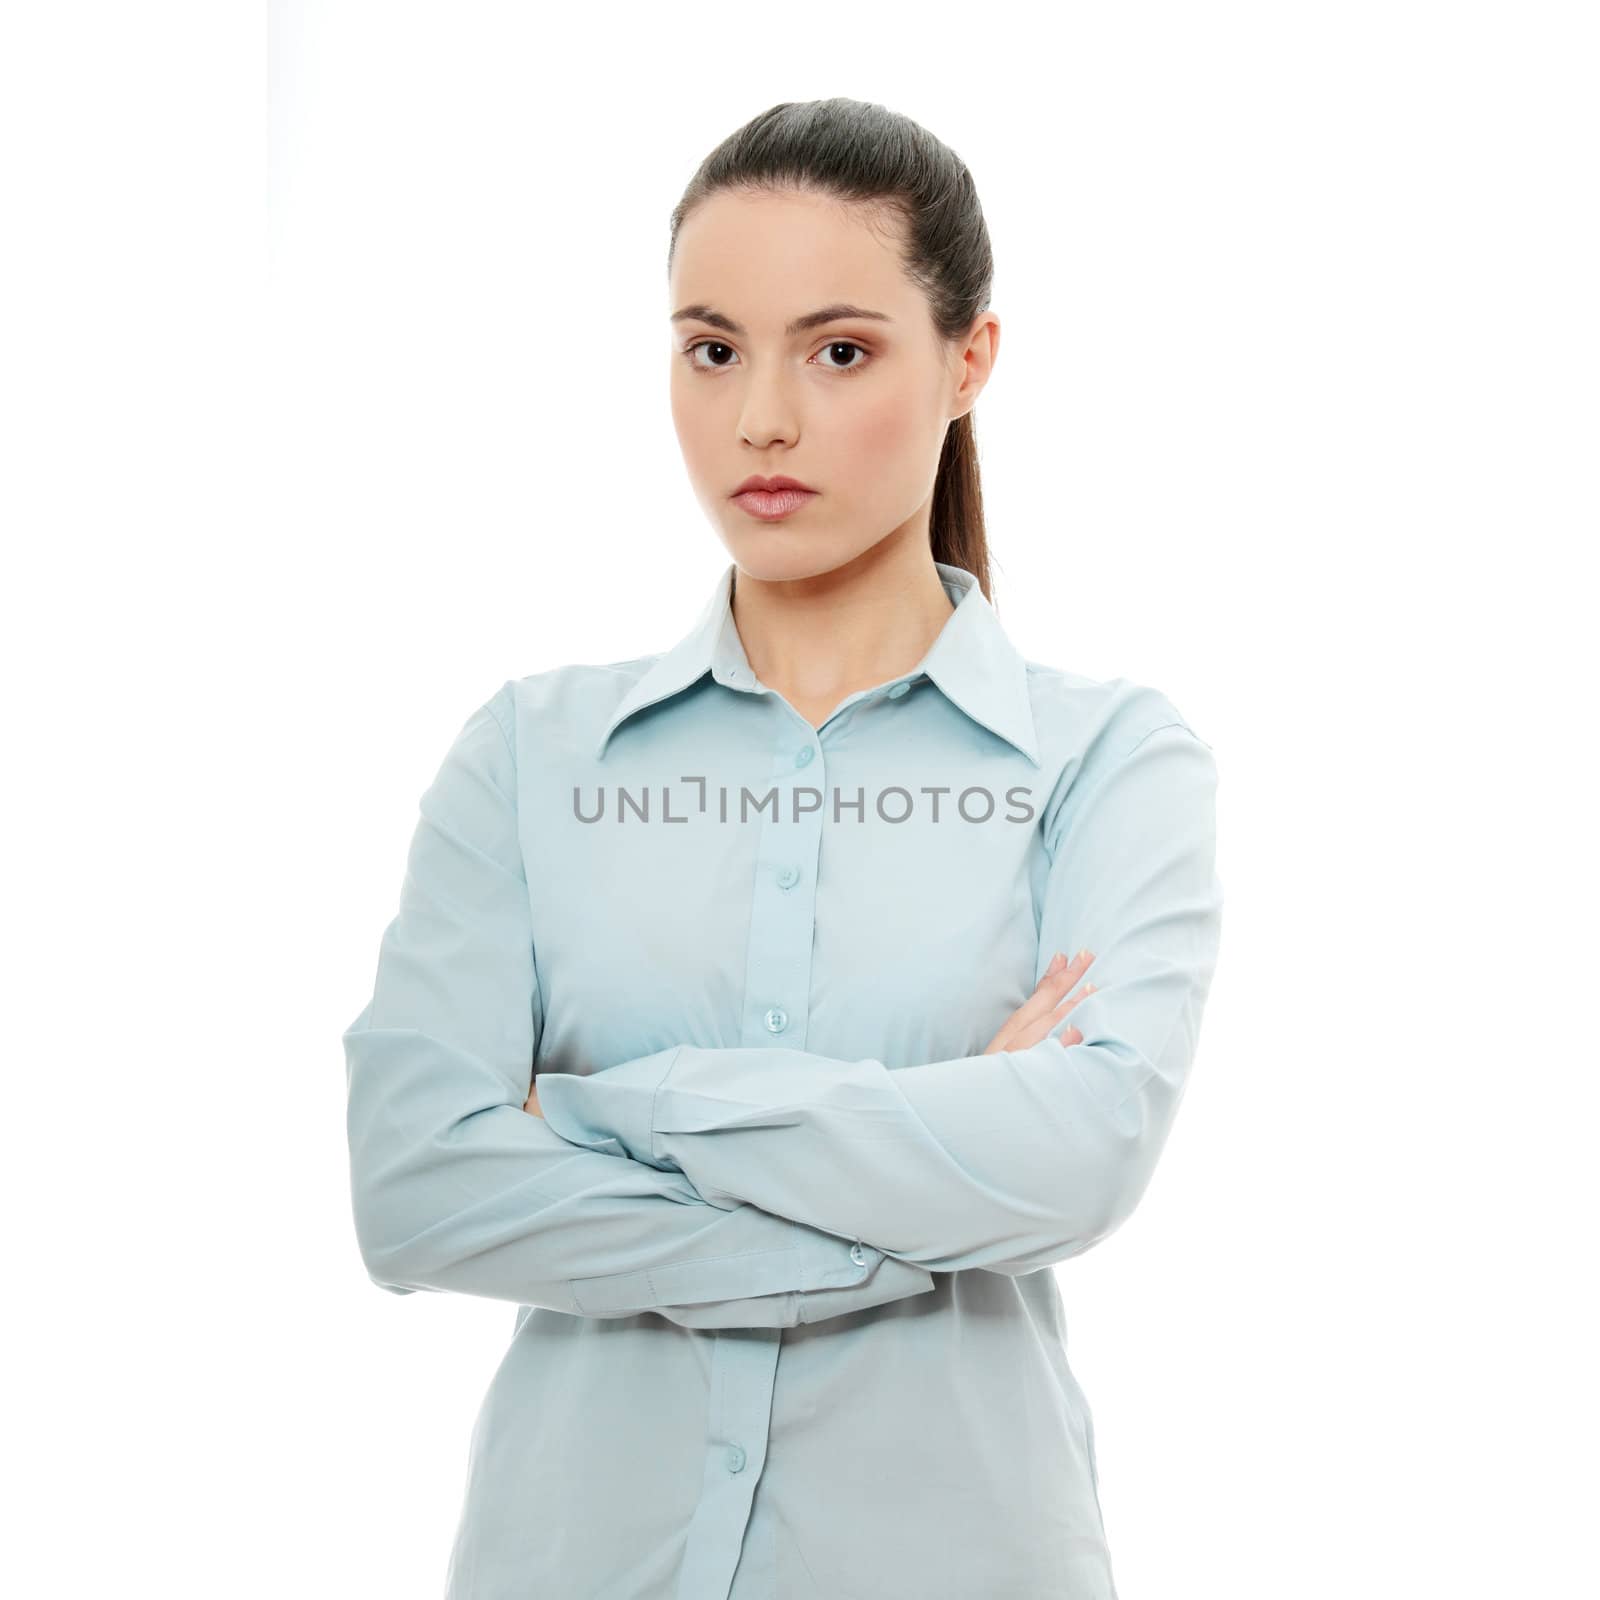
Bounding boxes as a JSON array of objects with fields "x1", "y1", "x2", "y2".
[
  {"x1": 535, "y1": 1027, "x2": 1181, "y2": 1276},
  {"x1": 346, "y1": 1024, "x2": 936, "y2": 1325}
]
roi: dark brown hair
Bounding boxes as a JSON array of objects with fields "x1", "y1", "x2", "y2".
[{"x1": 668, "y1": 98, "x2": 998, "y2": 602}]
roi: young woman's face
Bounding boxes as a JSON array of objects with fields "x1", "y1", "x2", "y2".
[{"x1": 668, "y1": 187, "x2": 997, "y2": 583}]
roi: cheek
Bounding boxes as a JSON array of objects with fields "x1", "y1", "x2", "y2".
[
  {"x1": 847, "y1": 392, "x2": 923, "y2": 456},
  {"x1": 670, "y1": 386, "x2": 716, "y2": 463},
  {"x1": 834, "y1": 388, "x2": 939, "y2": 509}
]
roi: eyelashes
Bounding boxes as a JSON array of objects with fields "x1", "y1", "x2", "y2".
[{"x1": 679, "y1": 339, "x2": 873, "y2": 377}]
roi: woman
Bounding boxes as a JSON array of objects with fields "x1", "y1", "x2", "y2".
[{"x1": 343, "y1": 97, "x2": 1223, "y2": 1600}]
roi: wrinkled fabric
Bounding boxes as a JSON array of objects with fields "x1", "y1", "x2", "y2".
[{"x1": 342, "y1": 559, "x2": 1224, "y2": 1599}]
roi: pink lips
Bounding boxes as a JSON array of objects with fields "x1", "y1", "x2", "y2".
[{"x1": 732, "y1": 487, "x2": 818, "y2": 520}]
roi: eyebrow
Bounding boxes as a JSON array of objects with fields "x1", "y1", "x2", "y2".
[{"x1": 669, "y1": 302, "x2": 895, "y2": 338}]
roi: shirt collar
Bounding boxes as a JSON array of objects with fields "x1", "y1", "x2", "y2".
[{"x1": 594, "y1": 559, "x2": 1040, "y2": 766}]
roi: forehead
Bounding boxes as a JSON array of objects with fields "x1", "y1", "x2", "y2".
[{"x1": 669, "y1": 189, "x2": 912, "y2": 317}]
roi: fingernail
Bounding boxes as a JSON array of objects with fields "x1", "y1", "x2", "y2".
[{"x1": 1048, "y1": 951, "x2": 1066, "y2": 974}]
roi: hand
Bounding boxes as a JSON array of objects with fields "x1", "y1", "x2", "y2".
[
  {"x1": 984, "y1": 949, "x2": 1097, "y2": 1054},
  {"x1": 523, "y1": 1080, "x2": 543, "y2": 1117}
]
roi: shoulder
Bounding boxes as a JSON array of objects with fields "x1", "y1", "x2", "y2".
[
  {"x1": 1019, "y1": 659, "x2": 1217, "y2": 847},
  {"x1": 1021, "y1": 657, "x2": 1211, "y2": 763},
  {"x1": 471, "y1": 655, "x2": 665, "y2": 766}
]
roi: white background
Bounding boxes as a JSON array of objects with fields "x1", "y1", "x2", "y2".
[{"x1": 5, "y1": 2, "x2": 1595, "y2": 1594}]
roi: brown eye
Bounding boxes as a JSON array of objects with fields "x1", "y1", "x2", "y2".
[
  {"x1": 814, "y1": 341, "x2": 870, "y2": 374},
  {"x1": 683, "y1": 340, "x2": 738, "y2": 370}
]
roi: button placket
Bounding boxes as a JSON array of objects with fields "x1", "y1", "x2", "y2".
[
  {"x1": 675, "y1": 1333, "x2": 781, "y2": 1599},
  {"x1": 737, "y1": 709, "x2": 826, "y2": 1054}
]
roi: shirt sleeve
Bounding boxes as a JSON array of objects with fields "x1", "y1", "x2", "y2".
[
  {"x1": 535, "y1": 717, "x2": 1223, "y2": 1277},
  {"x1": 341, "y1": 683, "x2": 937, "y2": 1328}
]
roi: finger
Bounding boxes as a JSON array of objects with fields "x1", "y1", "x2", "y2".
[
  {"x1": 993, "y1": 950, "x2": 1095, "y2": 1048},
  {"x1": 1021, "y1": 949, "x2": 1094, "y2": 1023},
  {"x1": 1051, "y1": 982, "x2": 1097, "y2": 1017},
  {"x1": 1005, "y1": 980, "x2": 1099, "y2": 1053},
  {"x1": 1009, "y1": 1015, "x2": 1084, "y2": 1052}
]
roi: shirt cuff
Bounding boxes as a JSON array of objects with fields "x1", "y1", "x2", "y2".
[{"x1": 535, "y1": 1045, "x2": 683, "y2": 1167}]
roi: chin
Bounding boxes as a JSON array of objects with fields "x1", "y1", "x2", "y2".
[{"x1": 718, "y1": 535, "x2": 865, "y2": 587}]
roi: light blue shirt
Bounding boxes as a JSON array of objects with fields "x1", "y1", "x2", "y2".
[{"x1": 342, "y1": 558, "x2": 1223, "y2": 1599}]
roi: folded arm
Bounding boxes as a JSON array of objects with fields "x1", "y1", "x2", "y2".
[
  {"x1": 536, "y1": 718, "x2": 1224, "y2": 1277},
  {"x1": 342, "y1": 686, "x2": 937, "y2": 1328}
]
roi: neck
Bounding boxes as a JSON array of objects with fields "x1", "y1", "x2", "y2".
[{"x1": 728, "y1": 528, "x2": 957, "y2": 722}]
